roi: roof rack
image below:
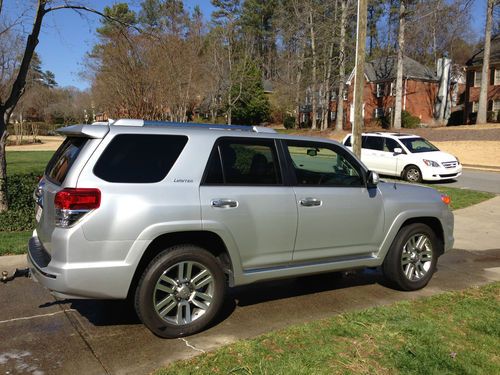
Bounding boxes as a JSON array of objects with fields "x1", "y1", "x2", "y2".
[{"x1": 108, "y1": 119, "x2": 276, "y2": 133}]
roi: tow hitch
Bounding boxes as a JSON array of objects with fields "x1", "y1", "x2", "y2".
[{"x1": 1, "y1": 268, "x2": 31, "y2": 283}]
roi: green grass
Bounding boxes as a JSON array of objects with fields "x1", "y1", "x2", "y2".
[
  {"x1": 430, "y1": 185, "x2": 495, "y2": 210},
  {"x1": 6, "y1": 151, "x2": 54, "y2": 176},
  {"x1": 0, "y1": 231, "x2": 31, "y2": 255},
  {"x1": 157, "y1": 283, "x2": 500, "y2": 375}
]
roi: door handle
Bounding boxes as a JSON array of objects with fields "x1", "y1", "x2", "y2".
[
  {"x1": 211, "y1": 199, "x2": 238, "y2": 208},
  {"x1": 299, "y1": 198, "x2": 322, "y2": 207}
]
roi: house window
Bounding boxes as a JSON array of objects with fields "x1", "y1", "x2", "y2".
[
  {"x1": 472, "y1": 101, "x2": 479, "y2": 113},
  {"x1": 374, "y1": 108, "x2": 384, "y2": 118},
  {"x1": 495, "y1": 69, "x2": 500, "y2": 86},
  {"x1": 343, "y1": 91, "x2": 348, "y2": 100},
  {"x1": 474, "y1": 71, "x2": 482, "y2": 87},
  {"x1": 493, "y1": 99, "x2": 500, "y2": 111},
  {"x1": 376, "y1": 83, "x2": 384, "y2": 98},
  {"x1": 390, "y1": 82, "x2": 396, "y2": 96}
]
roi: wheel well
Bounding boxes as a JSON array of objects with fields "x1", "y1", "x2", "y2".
[
  {"x1": 401, "y1": 164, "x2": 420, "y2": 176},
  {"x1": 127, "y1": 231, "x2": 232, "y2": 299},
  {"x1": 401, "y1": 217, "x2": 444, "y2": 254}
]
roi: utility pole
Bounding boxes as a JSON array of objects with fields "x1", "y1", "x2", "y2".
[
  {"x1": 393, "y1": 0, "x2": 405, "y2": 129},
  {"x1": 352, "y1": 0, "x2": 368, "y2": 158}
]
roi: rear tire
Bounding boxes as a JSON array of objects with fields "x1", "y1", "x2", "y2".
[
  {"x1": 403, "y1": 165, "x2": 422, "y2": 183},
  {"x1": 135, "y1": 244, "x2": 226, "y2": 338},
  {"x1": 383, "y1": 223, "x2": 438, "y2": 291}
]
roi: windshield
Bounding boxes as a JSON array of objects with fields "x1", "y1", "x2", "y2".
[{"x1": 400, "y1": 137, "x2": 439, "y2": 153}]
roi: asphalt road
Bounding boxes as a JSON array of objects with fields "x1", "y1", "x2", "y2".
[
  {"x1": 1, "y1": 249, "x2": 499, "y2": 375},
  {"x1": 428, "y1": 168, "x2": 500, "y2": 194}
]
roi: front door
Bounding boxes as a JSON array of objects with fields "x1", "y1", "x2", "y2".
[
  {"x1": 200, "y1": 137, "x2": 297, "y2": 270},
  {"x1": 283, "y1": 140, "x2": 385, "y2": 263}
]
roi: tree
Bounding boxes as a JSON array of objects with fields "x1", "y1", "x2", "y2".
[
  {"x1": 0, "y1": 0, "x2": 137, "y2": 213},
  {"x1": 477, "y1": 0, "x2": 495, "y2": 125},
  {"x1": 230, "y1": 62, "x2": 270, "y2": 125},
  {"x1": 393, "y1": 0, "x2": 406, "y2": 129},
  {"x1": 336, "y1": 0, "x2": 349, "y2": 131}
]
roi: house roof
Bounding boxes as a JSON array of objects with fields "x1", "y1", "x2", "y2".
[
  {"x1": 467, "y1": 34, "x2": 500, "y2": 67},
  {"x1": 364, "y1": 56, "x2": 439, "y2": 82}
]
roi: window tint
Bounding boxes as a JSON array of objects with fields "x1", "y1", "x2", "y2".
[
  {"x1": 384, "y1": 138, "x2": 401, "y2": 152},
  {"x1": 286, "y1": 141, "x2": 363, "y2": 187},
  {"x1": 203, "y1": 139, "x2": 281, "y2": 185},
  {"x1": 46, "y1": 137, "x2": 88, "y2": 185},
  {"x1": 94, "y1": 134, "x2": 187, "y2": 183},
  {"x1": 362, "y1": 136, "x2": 384, "y2": 151}
]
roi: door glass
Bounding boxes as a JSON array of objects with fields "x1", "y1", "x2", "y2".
[
  {"x1": 203, "y1": 139, "x2": 281, "y2": 185},
  {"x1": 384, "y1": 138, "x2": 400, "y2": 152},
  {"x1": 362, "y1": 136, "x2": 384, "y2": 151},
  {"x1": 286, "y1": 142, "x2": 363, "y2": 186}
]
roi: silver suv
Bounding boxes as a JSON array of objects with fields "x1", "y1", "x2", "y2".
[{"x1": 28, "y1": 119, "x2": 454, "y2": 338}]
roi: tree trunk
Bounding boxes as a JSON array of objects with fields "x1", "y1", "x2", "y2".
[
  {"x1": 393, "y1": 0, "x2": 405, "y2": 129},
  {"x1": 336, "y1": 0, "x2": 348, "y2": 132},
  {"x1": 309, "y1": 8, "x2": 318, "y2": 130},
  {"x1": 477, "y1": 0, "x2": 494, "y2": 124},
  {"x1": 352, "y1": 0, "x2": 368, "y2": 158},
  {"x1": 0, "y1": 113, "x2": 8, "y2": 213}
]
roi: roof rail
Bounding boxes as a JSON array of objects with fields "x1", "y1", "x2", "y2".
[{"x1": 109, "y1": 119, "x2": 276, "y2": 133}]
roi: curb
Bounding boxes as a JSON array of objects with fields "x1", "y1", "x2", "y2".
[{"x1": 463, "y1": 164, "x2": 500, "y2": 172}]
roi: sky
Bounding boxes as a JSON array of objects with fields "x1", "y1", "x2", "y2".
[{"x1": 2, "y1": 0, "x2": 487, "y2": 90}]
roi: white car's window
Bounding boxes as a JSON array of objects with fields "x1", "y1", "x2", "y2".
[
  {"x1": 384, "y1": 138, "x2": 401, "y2": 152},
  {"x1": 362, "y1": 136, "x2": 384, "y2": 151},
  {"x1": 400, "y1": 137, "x2": 439, "y2": 153}
]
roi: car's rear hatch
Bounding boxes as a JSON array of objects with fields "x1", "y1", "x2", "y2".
[{"x1": 35, "y1": 125, "x2": 109, "y2": 254}]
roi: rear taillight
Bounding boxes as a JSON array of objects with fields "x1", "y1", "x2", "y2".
[{"x1": 54, "y1": 188, "x2": 101, "y2": 227}]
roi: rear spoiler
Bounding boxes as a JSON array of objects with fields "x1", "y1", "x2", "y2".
[{"x1": 56, "y1": 124, "x2": 109, "y2": 139}]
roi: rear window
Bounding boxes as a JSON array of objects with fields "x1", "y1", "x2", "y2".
[
  {"x1": 46, "y1": 137, "x2": 89, "y2": 185},
  {"x1": 93, "y1": 134, "x2": 188, "y2": 183},
  {"x1": 362, "y1": 136, "x2": 384, "y2": 151}
]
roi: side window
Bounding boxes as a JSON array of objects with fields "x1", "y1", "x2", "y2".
[
  {"x1": 343, "y1": 135, "x2": 352, "y2": 147},
  {"x1": 286, "y1": 141, "x2": 363, "y2": 187},
  {"x1": 93, "y1": 134, "x2": 188, "y2": 183},
  {"x1": 384, "y1": 138, "x2": 401, "y2": 152},
  {"x1": 203, "y1": 138, "x2": 282, "y2": 185},
  {"x1": 362, "y1": 136, "x2": 384, "y2": 151}
]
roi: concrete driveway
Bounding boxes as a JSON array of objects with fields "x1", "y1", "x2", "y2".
[{"x1": 1, "y1": 197, "x2": 500, "y2": 375}]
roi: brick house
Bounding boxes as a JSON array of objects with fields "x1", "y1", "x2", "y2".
[
  {"x1": 342, "y1": 56, "x2": 440, "y2": 128},
  {"x1": 464, "y1": 35, "x2": 500, "y2": 124}
]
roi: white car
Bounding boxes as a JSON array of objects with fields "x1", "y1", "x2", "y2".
[{"x1": 343, "y1": 132, "x2": 462, "y2": 182}]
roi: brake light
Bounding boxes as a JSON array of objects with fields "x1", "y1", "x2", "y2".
[
  {"x1": 441, "y1": 194, "x2": 451, "y2": 205},
  {"x1": 54, "y1": 188, "x2": 101, "y2": 228},
  {"x1": 55, "y1": 188, "x2": 101, "y2": 210}
]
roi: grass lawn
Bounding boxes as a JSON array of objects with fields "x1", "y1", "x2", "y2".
[
  {"x1": 157, "y1": 283, "x2": 500, "y2": 375},
  {"x1": 0, "y1": 231, "x2": 31, "y2": 255},
  {"x1": 6, "y1": 150, "x2": 54, "y2": 176},
  {"x1": 430, "y1": 185, "x2": 495, "y2": 210}
]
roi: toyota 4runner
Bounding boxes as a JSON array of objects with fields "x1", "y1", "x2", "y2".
[{"x1": 28, "y1": 119, "x2": 454, "y2": 338}]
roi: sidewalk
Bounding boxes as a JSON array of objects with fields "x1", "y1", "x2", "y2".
[{"x1": 453, "y1": 195, "x2": 500, "y2": 251}]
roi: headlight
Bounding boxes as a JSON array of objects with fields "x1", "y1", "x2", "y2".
[
  {"x1": 423, "y1": 159, "x2": 440, "y2": 167},
  {"x1": 456, "y1": 157, "x2": 460, "y2": 165}
]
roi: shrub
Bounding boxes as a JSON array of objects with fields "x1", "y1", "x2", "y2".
[
  {"x1": 401, "y1": 110, "x2": 420, "y2": 128},
  {"x1": 283, "y1": 115, "x2": 296, "y2": 129},
  {"x1": 0, "y1": 173, "x2": 39, "y2": 231},
  {"x1": 447, "y1": 110, "x2": 464, "y2": 126},
  {"x1": 376, "y1": 115, "x2": 391, "y2": 129},
  {"x1": 487, "y1": 111, "x2": 498, "y2": 122}
]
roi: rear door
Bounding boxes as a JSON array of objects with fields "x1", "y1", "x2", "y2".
[
  {"x1": 361, "y1": 135, "x2": 385, "y2": 172},
  {"x1": 284, "y1": 140, "x2": 385, "y2": 263},
  {"x1": 199, "y1": 137, "x2": 297, "y2": 270}
]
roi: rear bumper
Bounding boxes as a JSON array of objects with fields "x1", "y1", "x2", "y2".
[{"x1": 27, "y1": 233, "x2": 133, "y2": 299}]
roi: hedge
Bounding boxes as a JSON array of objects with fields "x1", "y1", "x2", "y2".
[{"x1": 0, "y1": 174, "x2": 39, "y2": 231}]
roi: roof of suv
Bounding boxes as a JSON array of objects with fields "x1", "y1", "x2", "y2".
[
  {"x1": 360, "y1": 132, "x2": 420, "y2": 139},
  {"x1": 57, "y1": 119, "x2": 344, "y2": 145}
]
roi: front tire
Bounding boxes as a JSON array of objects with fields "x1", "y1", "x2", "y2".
[
  {"x1": 403, "y1": 165, "x2": 422, "y2": 183},
  {"x1": 135, "y1": 245, "x2": 226, "y2": 338},
  {"x1": 383, "y1": 223, "x2": 438, "y2": 291}
]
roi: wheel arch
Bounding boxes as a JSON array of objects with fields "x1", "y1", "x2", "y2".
[{"x1": 127, "y1": 231, "x2": 234, "y2": 299}]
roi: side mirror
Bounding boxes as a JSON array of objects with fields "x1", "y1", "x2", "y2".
[
  {"x1": 367, "y1": 171, "x2": 380, "y2": 187},
  {"x1": 393, "y1": 147, "x2": 403, "y2": 155}
]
